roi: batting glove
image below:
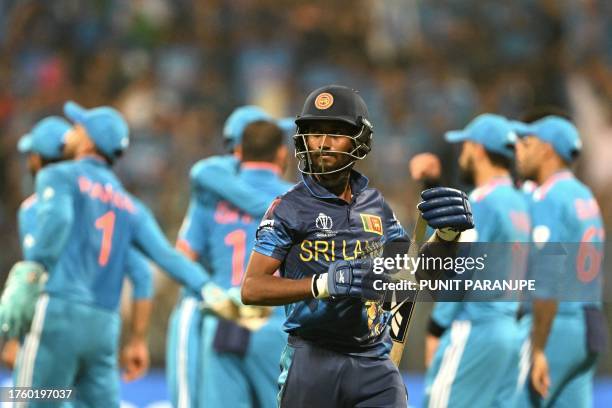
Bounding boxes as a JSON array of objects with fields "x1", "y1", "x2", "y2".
[
  {"x1": 311, "y1": 258, "x2": 385, "y2": 301},
  {"x1": 417, "y1": 187, "x2": 474, "y2": 241}
]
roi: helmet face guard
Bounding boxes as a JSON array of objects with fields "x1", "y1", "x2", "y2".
[{"x1": 293, "y1": 118, "x2": 373, "y2": 175}]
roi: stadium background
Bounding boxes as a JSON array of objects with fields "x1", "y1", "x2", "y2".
[{"x1": 0, "y1": 0, "x2": 610, "y2": 405}]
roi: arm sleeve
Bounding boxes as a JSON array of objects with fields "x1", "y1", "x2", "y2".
[
  {"x1": 177, "y1": 193, "x2": 213, "y2": 258},
  {"x1": 191, "y1": 156, "x2": 271, "y2": 217},
  {"x1": 132, "y1": 201, "x2": 209, "y2": 294},
  {"x1": 381, "y1": 197, "x2": 409, "y2": 243},
  {"x1": 17, "y1": 206, "x2": 28, "y2": 257},
  {"x1": 528, "y1": 197, "x2": 566, "y2": 300},
  {"x1": 253, "y1": 198, "x2": 295, "y2": 260},
  {"x1": 27, "y1": 166, "x2": 74, "y2": 269},
  {"x1": 125, "y1": 249, "x2": 154, "y2": 300}
]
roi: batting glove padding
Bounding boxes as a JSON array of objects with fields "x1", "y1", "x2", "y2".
[{"x1": 417, "y1": 187, "x2": 474, "y2": 237}]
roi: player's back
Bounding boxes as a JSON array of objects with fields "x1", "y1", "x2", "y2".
[
  {"x1": 460, "y1": 177, "x2": 530, "y2": 320},
  {"x1": 204, "y1": 165, "x2": 292, "y2": 289},
  {"x1": 529, "y1": 170, "x2": 605, "y2": 314},
  {"x1": 40, "y1": 157, "x2": 140, "y2": 310}
]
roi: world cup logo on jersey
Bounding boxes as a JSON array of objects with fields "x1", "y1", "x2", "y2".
[{"x1": 315, "y1": 213, "x2": 333, "y2": 231}]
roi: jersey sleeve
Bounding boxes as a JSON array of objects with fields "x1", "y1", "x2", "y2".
[
  {"x1": 253, "y1": 197, "x2": 296, "y2": 260},
  {"x1": 131, "y1": 199, "x2": 209, "y2": 294},
  {"x1": 381, "y1": 197, "x2": 408, "y2": 242},
  {"x1": 176, "y1": 193, "x2": 214, "y2": 258},
  {"x1": 528, "y1": 196, "x2": 566, "y2": 299},
  {"x1": 125, "y1": 249, "x2": 154, "y2": 300},
  {"x1": 191, "y1": 156, "x2": 271, "y2": 217},
  {"x1": 430, "y1": 302, "x2": 462, "y2": 328},
  {"x1": 17, "y1": 205, "x2": 31, "y2": 258},
  {"x1": 470, "y1": 200, "x2": 499, "y2": 242},
  {"x1": 27, "y1": 165, "x2": 75, "y2": 269}
]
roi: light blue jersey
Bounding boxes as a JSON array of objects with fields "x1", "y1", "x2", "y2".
[
  {"x1": 18, "y1": 193, "x2": 153, "y2": 307},
  {"x1": 514, "y1": 170, "x2": 606, "y2": 408},
  {"x1": 425, "y1": 176, "x2": 530, "y2": 408},
  {"x1": 25, "y1": 156, "x2": 209, "y2": 309},
  {"x1": 432, "y1": 176, "x2": 530, "y2": 326},
  {"x1": 166, "y1": 156, "x2": 292, "y2": 408},
  {"x1": 192, "y1": 163, "x2": 292, "y2": 408},
  {"x1": 526, "y1": 170, "x2": 604, "y2": 313},
  {"x1": 179, "y1": 162, "x2": 292, "y2": 288},
  {"x1": 15, "y1": 156, "x2": 207, "y2": 407}
]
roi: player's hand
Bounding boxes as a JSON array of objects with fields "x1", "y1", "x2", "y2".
[
  {"x1": 0, "y1": 262, "x2": 46, "y2": 339},
  {"x1": 531, "y1": 349, "x2": 551, "y2": 398},
  {"x1": 417, "y1": 187, "x2": 473, "y2": 241},
  {"x1": 200, "y1": 282, "x2": 240, "y2": 321},
  {"x1": 409, "y1": 153, "x2": 441, "y2": 181},
  {"x1": 312, "y1": 258, "x2": 386, "y2": 301},
  {"x1": 1, "y1": 338, "x2": 20, "y2": 369},
  {"x1": 121, "y1": 337, "x2": 150, "y2": 382}
]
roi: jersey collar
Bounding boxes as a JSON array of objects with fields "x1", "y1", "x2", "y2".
[
  {"x1": 302, "y1": 169, "x2": 369, "y2": 201},
  {"x1": 469, "y1": 175, "x2": 512, "y2": 202}
]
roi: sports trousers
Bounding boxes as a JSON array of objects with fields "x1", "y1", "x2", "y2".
[
  {"x1": 278, "y1": 335, "x2": 407, "y2": 408},
  {"x1": 14, "y1": 294, "x2": 120, "y2": 408}
]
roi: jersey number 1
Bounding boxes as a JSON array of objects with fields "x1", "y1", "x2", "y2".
[
  {"x1": 95, "y1": 211, "x2": 116, "y2": 267},
  {"x1": 225, "y1": 229, "x2": 247, "y2": 286}
]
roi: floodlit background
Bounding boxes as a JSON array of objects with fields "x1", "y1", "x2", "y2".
[{"x1": 0, "y1": 0, "x2": 610, "y2": 405}]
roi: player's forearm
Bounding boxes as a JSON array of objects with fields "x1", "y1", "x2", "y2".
[
  {"x1": 241, "y1": 274, "x2": 312, "y2": 306},
  {"x1": 531, "y1": 299, "x2": 558, "y2": 352},
  {"x1": 129, "y1": 299, "x2": 152, "y2": 341}
]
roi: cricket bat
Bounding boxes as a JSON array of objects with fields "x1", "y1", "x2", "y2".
[{"x1": 389, "y1": 214, "x2": 428, "y2": 367}]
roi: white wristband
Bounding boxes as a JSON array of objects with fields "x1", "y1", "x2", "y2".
[{"x1": 311, "y1": 273, "x2": 330, "y2": 299}]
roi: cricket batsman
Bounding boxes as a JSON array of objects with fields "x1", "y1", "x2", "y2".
[
  {"x1": 418, "y1": 114, "x2": 531, "y2": 407},
  {"x1": 10, "y1": 101, "x2": 219, "y2": 407},
  {"x1": 186, "y1": 120, "x2": 292, "y2": 407},
  {"x1": 241, "y1": 84, "x2": 474, "y2": 407},
  {"x1": 513, "y1": 115, "x2": 607, "y2": 407},
  {"x1": 167, "y1": 105, "x2": 292, "y2": 408}
]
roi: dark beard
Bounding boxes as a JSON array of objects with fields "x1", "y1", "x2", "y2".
[
  {"x1": 315, "y1": 167, "x2": 352, "y2": 196},
  {"x1": 459, "y1": 158, "x2": 475, "y2": 186}
]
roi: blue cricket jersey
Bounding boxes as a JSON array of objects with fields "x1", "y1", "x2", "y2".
[
  {"x1": 253, "y1": 170, "x2": 407, "y2": 358},
  {"x1": 526, "y1": 170, "x2": 605, "y2": 314},
  {"x1": 179, "y1": 163, "x2": 292, "y2": 291},
  {"x1": 189, "y1": 155, "x2": 273, "y2": 217},
  {"x1": 19, "y1": 193, "x2": 153, "y2": 304},
  {"x1": 432, "y1": 176, "x2": 531, "y2": 326},
  {"x1": 26, "y1": 156, "x2": 208, "y2": 310}
]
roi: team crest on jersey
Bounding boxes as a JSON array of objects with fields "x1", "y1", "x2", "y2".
[
  {"x1": 360, "y1": 213, "x2": 383, "y2": 235},
  {"x1": 314, "y1": 92, "x2": 334, "y2": 110}
]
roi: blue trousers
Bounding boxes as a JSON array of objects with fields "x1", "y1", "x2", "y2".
[
  {"x1": 166, "y1": 296, "x2": 202, "y2": 408},
  {"x1": 14, "y1": 294, "x2": 120, "y2": 408},
  {"x1": 200, "y1": 313, "x2": 287, "y2": 408},
  {"x1": 424, "y1": 317, "x2": 520, "y2": 408},
  {"x1": 515, "y1": 313, "x2": 598, "y2": 408}
]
